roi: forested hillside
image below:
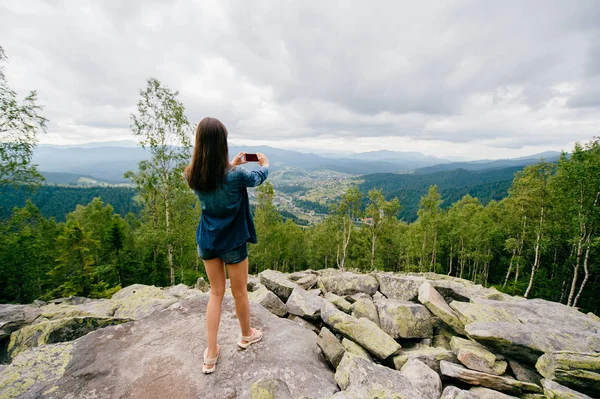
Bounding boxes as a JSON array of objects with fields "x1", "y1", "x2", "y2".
[
  {"x1": 0, "y1": 186, "x2": 141, "y2": 221},
  {"x1": 359, "y1": 167, "x2": 520, "y2": 221},
  {"x1": 1, "y1": 139, "x2": 598, "y2": 316}
]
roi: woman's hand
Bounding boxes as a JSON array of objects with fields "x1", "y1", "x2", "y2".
[
  {"x1": 231, "y1": 152, "x2": 247, "y2": 166},
  {"x1": 257, "y1": 152, "x2": 269, "y2": 168}
]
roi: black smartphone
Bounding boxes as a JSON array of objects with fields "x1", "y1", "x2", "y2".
[{"x1": 245, "y1": 153, "x2": 259, "y2": 162}]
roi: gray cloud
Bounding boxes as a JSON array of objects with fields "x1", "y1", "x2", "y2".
[{"x1": 1, "y1": 0, "x2": 599, "y2": 158}]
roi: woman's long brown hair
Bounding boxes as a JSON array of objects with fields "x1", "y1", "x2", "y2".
[{"x1": 185, "y1": 117, "x2": 230, "y2": 192}]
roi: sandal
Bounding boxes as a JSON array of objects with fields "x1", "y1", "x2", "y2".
[
  {"x1": 203, "y1": 345, "x2": 220, "y2": 374},
  {"x1": 238, "y1": 327, "x2": 263, "y2": 349}
]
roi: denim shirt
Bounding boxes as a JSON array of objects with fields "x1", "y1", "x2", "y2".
[{"x1": 191, "y1": 165, "x2": 269, "y2": 252}]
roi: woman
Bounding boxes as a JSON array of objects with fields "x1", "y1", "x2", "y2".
[{"x1": 184, "y1": 117, "x2": 269, "y2": 374}]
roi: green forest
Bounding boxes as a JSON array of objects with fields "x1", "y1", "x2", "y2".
[
  {"x1": 1, "y1": 58, "x2": 598, "y2": 314},
  {"x1": 1, "y1": 138, "x2": 599, "y2": 314}
]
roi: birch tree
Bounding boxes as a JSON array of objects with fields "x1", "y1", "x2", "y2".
[
  {"x1": 552, "y1": 140, "x2": 600, "y2": 307},
  {"x1": 365, "y1": 188, "x2": 400, "y2": 270},
  {"x1": 331, "y1": 186, "x2": 363, "y2": 269},
  {"x1": 127, "y1": 78, "x2": 191, "y2": 286},
  {"x1": 0, "y1": 45, "x2": 47, "y2": 188}
]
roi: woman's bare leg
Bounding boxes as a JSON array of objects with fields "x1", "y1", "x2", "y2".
[
  {"x1": 203, "y1": 258, "x2": 226, "y2": 367},
  {"x1": 226, "y1": 257, "x2": 252, "y2": 339}
]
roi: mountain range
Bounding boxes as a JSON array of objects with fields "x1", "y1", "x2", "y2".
[{"x1": 33, "y1": 143, "x2": 561, "y2": 185}]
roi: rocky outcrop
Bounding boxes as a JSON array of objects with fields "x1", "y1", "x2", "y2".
[
  {"x1": 2, "y1": 268, "x2": 598, "y2": 399},
  {"x1": 1, "y1": 294, "x2": 338, "y2": 399}
]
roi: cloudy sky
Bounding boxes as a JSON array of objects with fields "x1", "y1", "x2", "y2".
[{"x1": 1, "y1": 0, "x2": 599, "y2": 159}]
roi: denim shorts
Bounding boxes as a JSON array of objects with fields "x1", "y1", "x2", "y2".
[{"x1": 197, "y1": 242, "x2": 248, "y2": 265}]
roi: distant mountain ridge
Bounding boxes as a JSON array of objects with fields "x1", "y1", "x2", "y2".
[
  {"x1": 33, "y1": 143, "x2": 563, "y2": 184},
  {"x1": 414, "y1": 151, "x2": 561, "y2": 174}
]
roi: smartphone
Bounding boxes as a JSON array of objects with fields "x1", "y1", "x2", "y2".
[{"x1": 245, "y1": 153, "x2": 259, "y2": 162}]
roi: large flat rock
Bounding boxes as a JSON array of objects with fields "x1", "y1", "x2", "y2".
[
  {"x1": 317, "y1": 272, "x2": 379, "y2": 296},
  {"x1": 0, "y1": 294, "x2": 338, "y2": 399},
  {"x1": 465, "y1": 322, "x2": 600, "y2": 365}
]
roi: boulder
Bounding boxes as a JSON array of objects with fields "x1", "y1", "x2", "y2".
[
  {"x1": 376, "y1": 298, "x2": 434, "y2": 339},
  {"x1": 324, "y1": 292, "x2": 353, "y2": 313},
  {"x1": 375, "y1": 273, "x2": 425, "y2": 301},
  {"x1": 165, "y1": 283, "x2": 204, "y2": 300},
  {"x1": 334, "y1": 352, "x2": 422, "y2": 399},
  {"x1": 392, "y1": 346, "x2": 456, "y2": 373},
  {"x1": 441, "y1": 386, "x2": 479, "y2": 399},
  {"x1": 111, "y1": 285, "x2": 179, "y2": 320},
  {"x1": 195, "y1": 277, "x2": 209, "y2": 292},
  {"x1": 440, "y1": 360, "x2": 542, "y2": 395},
  {"x1": 7, "y1": 316, "x2": 131, "y2": 359},
  {"x1": 38, "y1": 299, "x2": 119, "y2": 320},
  {"x1": 250, "y1": 377, "x2": 293, "y2": 399},
  {"x1": 286, "y1": 287, "x2": 325, "y2": 320},
  {"x1": 451, "y1": 297, "x2": 600, "y2": 334},
  {"x1": 321, "y1": 301, "x2": 401, "y2": 360},
  {"x1": 400, "y1": 359, "x2": 442, "y2": 399},
  {"x1": 341, "y1": 338, "x2": 372, "y2": 361},
  {"x1": 296, "y1": 274, "x2": 318, "y2": 290},
  {"x1": 469, "y1": 387, "x2": 519, "y2": 398},
  {"x1": 248, "y1": 287, "x2": 287, "y2": 317},
  {"x1": 535, "y1": 351, "x2": 600, "y2": 397},
  {"x1": 0, "y1": 294, "x2": 338, "y2": 399},
  {"x1": 259, "y1": 270, "x2": 298, "y2": 301},
  {"x1": 465, "y1": 322, "x2": 600, "y2": 365},
  {"x1": 541, "y1": 378, "x2": 593, "y2": 399},
  {"x1": 450, "y1": 336, "x2": 507, "y2": 375},
  {"x1": 0, "y1": 304, "x2": 41, "y2": 339},
  {"x1": 318, "y1": 272, "x2": 379, "y2": 296},
  {"x1": 350, "y1": 297, "x2": 380, "y2": 326},
  {"x1": 418, "y1": 281, "x2": 465, "y2": 334},
  {"x1": 317, "y1": 327, "x2": 346, "y2": 368}
]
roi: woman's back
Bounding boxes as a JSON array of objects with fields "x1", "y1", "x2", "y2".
[{"x1": 192, "y1": 165, "x2": 269, "y2": 252}]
